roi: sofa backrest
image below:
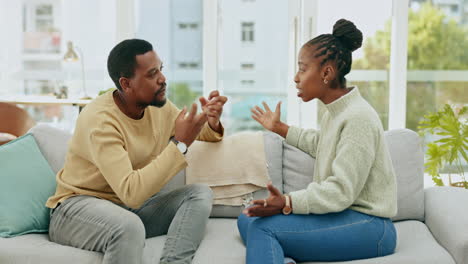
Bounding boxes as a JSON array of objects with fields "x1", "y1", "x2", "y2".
[
  {"x1": 29, "y1": 124, "x2": 72, "y2": 174},
  {"x1": 29, "y1": 124, "x2": 425, "y2": 221},
  {"x1": 281, "y1": 128, "x2": 425, "y2": 222}
]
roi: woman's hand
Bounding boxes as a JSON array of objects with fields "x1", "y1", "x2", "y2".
[
  {"x1": 251, "y1": 102, "x2": 289, "y2": 138},
  {"x1": 242, "y1": 183, "x2": 286, "y2": 217}
]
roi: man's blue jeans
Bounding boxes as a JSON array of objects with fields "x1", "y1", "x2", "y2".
[{"x1": 237, "y1": 209, "x2": 396, "y2": 264}]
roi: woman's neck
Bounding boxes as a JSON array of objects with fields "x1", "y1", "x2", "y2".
[{"x1": 321, "y1": 87, "x2": 351, "y2": 104}]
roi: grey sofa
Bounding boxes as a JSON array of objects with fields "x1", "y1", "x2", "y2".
[{"x1": 1, "y1": 124, "x2": 468, "y2": 264}]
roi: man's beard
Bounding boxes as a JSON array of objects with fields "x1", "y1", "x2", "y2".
[{"x1": 149, "y1": 83, "x2": 167, "y2": 108}]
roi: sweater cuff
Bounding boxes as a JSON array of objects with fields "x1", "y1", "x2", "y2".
[
  {"x1": 168, "y1": 141, "x2": 188, "y2": 167},
  {"x1": 289, "y1": 189, "x2": 310, "y2": 214},
  {"x1": 202, "y1": 122, "x2": 224, "y2": 142},
  {"x1": 209, "y1": 122, "x2": 224, "y2": 139},
  {"x1": 285, "y1": 126, "x2": 301, "y2": 147}
]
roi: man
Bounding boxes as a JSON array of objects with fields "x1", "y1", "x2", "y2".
[{"x1": 46, "y1": 39, "x2": 227, "y2": 264}]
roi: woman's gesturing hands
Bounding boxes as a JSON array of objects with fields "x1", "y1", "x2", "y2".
[
  {"x1": 251, "y1": 102, "x2": 289, "y2": 138},
  {"x1": 242, "y1": 183, "x2": 286, "y2": 217}
]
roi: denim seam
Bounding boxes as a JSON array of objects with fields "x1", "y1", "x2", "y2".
[
  {"x1": 54, "y1": 210, "x2": 114, "y2": 232},
  {"x1": 51, "y1": 210, "x2": 115, "y2": 250},
  {"x1": 269, "y1": 235, "x2": 276, "y2": 264},
  {"x1": 164, "y1": 195, "x2": 190, "y2": 260},
  {"x1": 377, "y1": 220, "x2": 387, "y2": 256},
  {"x1": 272, "y1": 217, "x2": 376, "y2": 234}
]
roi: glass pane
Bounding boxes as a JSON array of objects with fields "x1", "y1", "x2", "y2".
[
  {"x1": 317, "y1": 0, "x2": 393, "y2": 130},
  {"x1": 406, "y1": 1, "x2": 468, "y2": 185},
  {"x1": 406, "y1": 1, "x2": 468, "y2": 130},
  {"x1": 36, "y1": 4, "x2": 52, "y2": 16},
  {"x1": 218, "y1": 0, "x2": 289, "y2": 134},
  {"x1": 1, "y1": 0, "x2": 118, "y2": 131},
  {"x1": 136, "y1": 0, "x2": 203, "y2": 110}
]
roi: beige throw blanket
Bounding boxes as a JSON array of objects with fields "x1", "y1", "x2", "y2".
[{"x1": 186, "y1": 131, "x2": 270, "y2": 205}]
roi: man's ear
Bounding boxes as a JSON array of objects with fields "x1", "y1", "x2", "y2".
[{"x1": 119, "y1": 77, "x2": 131, "y2": 93}]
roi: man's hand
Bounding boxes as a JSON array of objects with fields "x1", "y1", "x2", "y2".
[
  {"x1": 174, "y1": 103, "x2": 208, "y2": 147},
  {"x1": 251, "y1": 101, "x2": 289, "y2": 138},
  {"x1": 242, "y1": 183, "x2": 286, "y2": 217},
  {"x1": 199, "y1": 90, "x2": 227, "y2": 133}
]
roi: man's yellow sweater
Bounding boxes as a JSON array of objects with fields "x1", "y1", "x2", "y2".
[{"x1": 46, "y1": 91, "x2": 222, "y2": 209}]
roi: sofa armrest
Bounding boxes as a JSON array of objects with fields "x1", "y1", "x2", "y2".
[{"x1": 425, "y1": 187, "x2": 468, "y2": 264}]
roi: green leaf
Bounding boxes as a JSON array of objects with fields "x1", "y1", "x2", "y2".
[{"x1": 432, "y1": 175, "x2": 444, "y2": 186}]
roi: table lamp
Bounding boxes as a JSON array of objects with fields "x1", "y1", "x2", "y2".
[{"x1": 63, "y1": 41, "x2": 92, "y2": 100}]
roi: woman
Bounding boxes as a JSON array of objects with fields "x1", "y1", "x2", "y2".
[{"x1": 237, "y1": 19, "x2": 397, "y2": 264}]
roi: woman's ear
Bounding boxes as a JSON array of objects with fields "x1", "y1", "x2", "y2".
[{"x1": 321, "y1": 64, "x2": 336, "y2": 83}]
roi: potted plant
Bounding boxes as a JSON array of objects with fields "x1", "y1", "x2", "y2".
[{"x1": 418, "y1": 104, "x2": 468, "y2": 188}]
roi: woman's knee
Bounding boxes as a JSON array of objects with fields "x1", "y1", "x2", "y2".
[
  {"x1": 378, "y1": 219, "x2": 397, "y2": 256},
  {"x1": 237, "y1": 213, "x2": 257, "y2": 244}
]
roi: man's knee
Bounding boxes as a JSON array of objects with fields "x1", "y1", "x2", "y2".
[
  {"x1": 188, "y1": 183, "x2": 213, "y2": 201},
  {"x1": 185, "y1": 183, "x2": 213, "y2": 216},
  {"x1": 114, "y1": 213, "x2": 146, "y2": 242}
]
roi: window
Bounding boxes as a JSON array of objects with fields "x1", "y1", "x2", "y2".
[
  {"x1": 316, "y1": 0, "x2": 393, "y2": 129},
  {"x1": 241, "y1": 22, "x2": 255, "y2": 42},
  {"x1": 450, "y1": 4, "x2": 458, "y2": 13},
  {"x1": 178, "y1": 22, "x2": 199, "y2": 30},
  {"x1": 405, "y1": 1, "x2": 468, "y2": 130},
  {"x1": 219, "y1": 0, "x2": 288, "y2": 133},
  {"x1": 0, "y1": 0, "x2": 118, "y2": 130},
  {"x1": 136, "y1": 0, "x2": 203, "y2": 110},
  {"x1": 23, "y1": 3, "x2": 60, "y2": 54},
  {"x1": 404, "y1": 1, "x2": 468, "y2": 131},
  {"x1": 178, "y1": 62, "x2": 199, "y2": 69},
  {"x1": 240, "y1": 63, "x2": 254, "y2": 70},
  {"x1": 240, "y1": 80, "x2": 255, "y2": 86}
]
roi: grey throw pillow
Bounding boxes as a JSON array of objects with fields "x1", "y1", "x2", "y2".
[
  {"x1": 385, "y1": 129, "x2": 425, "y2": 222},
  {"x1": 29, "y1": 124, "x2": 72, "y2": 174},
  {"x1": 282, "y1": 142, "x2": 315, "y2": 194}
]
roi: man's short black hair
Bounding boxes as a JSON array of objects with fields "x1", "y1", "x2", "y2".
[{"x1": 107, "y1": 39, "x2": 153, "y2": 90}]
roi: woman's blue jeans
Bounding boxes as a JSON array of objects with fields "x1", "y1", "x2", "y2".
[{"x1": 237, "y1": 209, "x2": 396, "y2": 264}]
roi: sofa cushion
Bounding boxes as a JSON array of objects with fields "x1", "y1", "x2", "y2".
[
  {"x1": 1, "y1": 220, "x2": 454, "y2": 264},
  {"x1": 282, "y1": 141, "x2": 315, "y2": 194},
  {"x1": 29, "y1": 124, "x2": 72, "y2": 174},
  {"x1": 386, "y1": 129, "x2": 425, "y2": 222},
  {"x1": 425, "y1": 187, "x2": 468, "y2": 264},
  {"x1": 0, "y1": 134, "x2": 57, "y2": 238}
]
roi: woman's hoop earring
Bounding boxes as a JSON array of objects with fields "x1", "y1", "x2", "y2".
[{"x1": 323, "y1": 79, "x2": 328, "y2": 84}]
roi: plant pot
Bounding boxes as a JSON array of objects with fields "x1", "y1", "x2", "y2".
[{"x1": 448, "y1": 174, "x2": 468, "y2": 189}]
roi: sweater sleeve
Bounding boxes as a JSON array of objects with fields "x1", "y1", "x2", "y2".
[
  {"x1": 197, "y1": 122, "x2": 223, "y2": 142},
  {"x1": 289, "y1": 121, "x2": 378, "y2": 214},
  {"x1": 89, "y1": 123, "x2": 188, "y2": 209},
  {"x1": 285, "y1": 126, "x2": 320, "y2": 158}
]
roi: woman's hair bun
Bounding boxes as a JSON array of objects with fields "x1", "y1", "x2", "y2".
[{"x1": 332, "y1": 19, "x2": 363, "y2": 52}]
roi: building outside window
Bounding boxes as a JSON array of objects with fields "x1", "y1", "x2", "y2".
[
  {"x1": 240, "y1": 63, "x2": 255, "y2": 70},
  {"x1": 241, "y1": 22, "x2": 254, "y2": 42}
]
